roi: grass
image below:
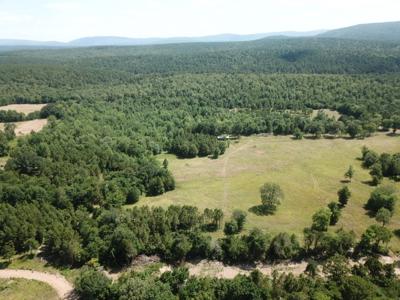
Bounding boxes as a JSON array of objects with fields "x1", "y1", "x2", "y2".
[
  {"x1": 0, "y1": 278, "x2": 58, "y2": 300},
  {"x1": 0, "y1": 254, "x2": 80, "y2": 283},
  {"x1": 0, "y1": 104, "x2": 46, "y2": 115},
  {"x1": 0, "y1": 119, "x2": 48, "y2": 137},
  {"x1": 132, "y1": 133, "x2": 400, "y2": 249}
]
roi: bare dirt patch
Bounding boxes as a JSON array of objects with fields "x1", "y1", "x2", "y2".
[
  {"x1": 0, "y1": 104, "x2": 46, "y2": 115},
  {"x1": 0, "y1": 119, "x2": 48, "y2": 136},
  {"x1": 312, "y1": 109, "x2": 341, "y2": 120}
]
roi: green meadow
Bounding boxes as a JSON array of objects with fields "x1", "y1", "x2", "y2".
[{"x1": 135, "y1": 133, "x2": 400, "y2": 249}]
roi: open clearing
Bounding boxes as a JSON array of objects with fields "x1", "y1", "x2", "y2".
[
  {"x1": 0, "y1": 104, "x2": 46, "y2": 115},
  {"x1": 0, "y1": 278, "x2": 58, "y2": 300},
  {"x1": 137, "y1": 133, "x2": 400, "y2": 249},
  {"x1": 0, "y1": 119, "x2": 48, "y2": 136},
  {"x1": 0, "y1": 269, "x2": 72, "y2": 299}
]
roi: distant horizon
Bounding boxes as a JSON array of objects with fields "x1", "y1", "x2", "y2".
[
  {"x1": 1, "y1": 0, "x2": 400, "y2": 42},
  {"x1": 0, "y1": 29, "x2": 327, "y2": 43}
]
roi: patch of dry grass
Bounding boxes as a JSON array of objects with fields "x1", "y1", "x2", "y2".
[
  {"x1": 0, "y1": 104, "x2": 46, "y2": 115},
  {"x1": 0, "y1": 119, "x2": 48, "y2": 136}
]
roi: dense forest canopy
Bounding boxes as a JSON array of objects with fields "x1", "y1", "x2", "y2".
[{"x1": 0, "y1": 34, "x2": 400, "y2": 299}]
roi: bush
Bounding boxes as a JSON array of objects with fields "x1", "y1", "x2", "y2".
[
  {"x1": 365, "y1": 186, "x2": 397, "y2": 214},
  {"x1": 126, "y1": 187, "x2": 140, "y2": 204},
  {"x1": 269, "y1": 232, "x2": 300, "y2": 260},
  {"x1": 75, "y1": 268, "x2": 111, "y2": 300}
]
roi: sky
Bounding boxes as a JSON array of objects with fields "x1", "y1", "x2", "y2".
[{"x1": 0, "y1": 0, "x2": 399, "y2": 41}]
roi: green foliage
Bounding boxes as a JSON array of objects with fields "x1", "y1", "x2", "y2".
[
  {"x1": 362, "y1": 147, "x2": 400, "y2": 182},
  {"x1": 311, "y1": 208, "x2": 332, "y2": 232},
  {"x1": 337, "y1": 186, "x2": 351, "y2": 207},
  {"x1": 224, "y1": 210, "x2": 247, "y2": 235},
  {"x1": 357, "y1": 224, "x2": 393, "y2": 255},
  {"x1": 268, "y1": 232, "x2": 300, "y2": 260},
  {"x1": 344, "y1": 165, "x2": 354, "y2": 182},
  {"x1": 375, "y1": 207, "x2": 392, "y2": 226},
  {"x1": 75, "y1": 267, "x2": 111, "y2": 300},
  {"x1": 323, "y1": 254, "x2": 350, "y2": 283},
  {"x1": 365, "y1": 185, "x2": 397, "y2": 214},
  {"x1": 327, "y1": 202, "x2": 341, "y2": 225},
  {"x1": 259, "y1": 182, "x2": 284, "y2": 214},
  {"x1": 341, "y1": 275, "x2": 378, "y2": 300}
]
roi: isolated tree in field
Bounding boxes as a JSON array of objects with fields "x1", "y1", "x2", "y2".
[
  {"x1": 311, "y1": 208, "x2": 332, "y2": 232},
  {"x1": 162, "y1": 159, "x2": 169, "y2": 169},
  {"x1": 375, "y1": 207, "x2": 391, "y2": 226},
  {"x1": 344, "y1": 165, "x2": 354, "y2": 182},
  {"x1": 338, "y1": 186, "x2": 351, "y2": 207},
  {"x1": 260, "y1": 183, "x2": 284, "y2": 214}
]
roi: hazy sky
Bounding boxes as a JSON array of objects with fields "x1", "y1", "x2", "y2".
[{"x1": 0, "y1": 0, "x2": 399, "y2": 41}]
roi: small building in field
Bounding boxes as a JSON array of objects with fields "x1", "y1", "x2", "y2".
[{"x1": 217, "y1": 134, "x2": 239, "y2": 141}]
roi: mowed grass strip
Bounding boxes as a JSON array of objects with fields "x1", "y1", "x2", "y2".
[{"x1": 134, "y1": 134, "x2": 400, "y2": 249}]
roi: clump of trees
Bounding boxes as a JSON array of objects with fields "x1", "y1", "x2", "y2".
[
  {"x1": 361, "y1": 147, "x2": 400, "y2": 184},
  {"x1": 365, "y1": 185, "x2": 397, "y2": 216},
  {"x1": 224, "y1": 210, "x2": 247, "y2": 235}
]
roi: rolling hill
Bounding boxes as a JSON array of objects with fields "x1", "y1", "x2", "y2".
[{"x1": 320, "y1": 21, "x2": 400, "y2": 42}]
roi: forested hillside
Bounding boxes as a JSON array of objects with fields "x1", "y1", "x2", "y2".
[
  {"x1": 1, "y1": 37, "x2": 400, "y2": 74},
  {"x1": 0, "y1": 36, "x2": 400, "y2": 299},
  {"x1": 320, "y1": 21, "x2": 400, "y2": 42}
]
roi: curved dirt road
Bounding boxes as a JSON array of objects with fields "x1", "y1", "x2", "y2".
[{"x1": 0, "y1": 269, "x2": 73, "y2": 299}]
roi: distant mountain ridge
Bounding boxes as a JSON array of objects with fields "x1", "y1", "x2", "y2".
[
  {"x1": 0, "y1": 31, "x2": 325, "y2": 48},
  {"x1": 1, "y1": 20, "x2": 400, "y2": 48},
  {"x1": 319, "y1": 21, "x2": 400, "y2": 42}
]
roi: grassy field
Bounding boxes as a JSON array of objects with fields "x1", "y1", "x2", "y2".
[
  {"x1": 0, "y1": 278, "x2": 58, "y2": 300},
  {"x1": 134, "y1": 133, "x2": 400, "y2": 249},
  {"x1": 0, "y1": 119, "x2": 48, "y2": 137},
  {"x1": 0, "y1": 104, "x2": 46, "y2": 115}
]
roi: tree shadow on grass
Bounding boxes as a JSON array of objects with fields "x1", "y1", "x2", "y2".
[
  {"x1": 386, "y1": 132, "x2": 399, "y2": 137},
  {"x1": 361, "y1": 180, "x2": 376, "y2": 187},
  {"x1": 248, "y1": 205, "x2": 275, "y2": 216},
  {"x1": 393, "y1": 229, "x2": 400, "y2": 238}
]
